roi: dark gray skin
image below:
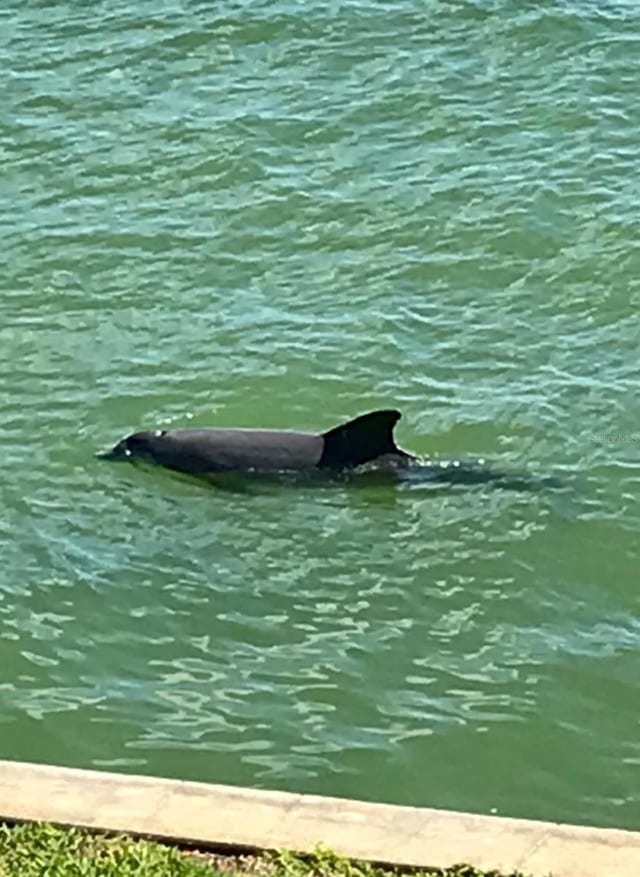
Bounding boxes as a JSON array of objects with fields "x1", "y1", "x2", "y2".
[
  {"x1": 99, "y1": 409, "x2": 414, "y2": 474},
  {"x1": 99, "y1": 409, "x2": 560, "y2": 490}
]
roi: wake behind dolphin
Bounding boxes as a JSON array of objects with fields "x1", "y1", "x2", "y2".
[{"x1": 98, "y1": 408, "x2": 559, "y2": 491}]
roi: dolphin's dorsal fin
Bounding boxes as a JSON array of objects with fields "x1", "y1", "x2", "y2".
[{"x1": 319, "y1": 409, "x2": 406, "y2": 468}]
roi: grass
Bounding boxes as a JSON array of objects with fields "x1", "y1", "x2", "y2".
[{"x1": 0, "y1": 822, "x2": 528, "y2": 877}]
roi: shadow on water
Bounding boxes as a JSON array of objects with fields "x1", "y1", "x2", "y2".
[{"x1": 101, "y1": 455, "x2": 565, "y2": 497}]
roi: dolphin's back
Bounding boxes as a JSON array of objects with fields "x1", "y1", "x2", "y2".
[
  {"x1": 151, "y1": 428, "x2": 323, "y2": 473},
  {"x1": 99, "y1": 408, "x2": 412, "y2": 476}
]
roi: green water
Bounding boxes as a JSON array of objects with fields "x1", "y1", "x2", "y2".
[{"x1": 2, "y1": 0, "x2": 639, "y2": 831}]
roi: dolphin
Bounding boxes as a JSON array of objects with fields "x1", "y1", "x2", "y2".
[
  {"x1": 98, "y1": 409, "x2": 414, "y2": 475},
  {"x1": 98, "y1": 409, "x2": 560, "y2": 491}
]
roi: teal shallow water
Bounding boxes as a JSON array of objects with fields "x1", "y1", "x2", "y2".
[{"x1": 2, "y1": 0, "x2": 640, "y2": 830}]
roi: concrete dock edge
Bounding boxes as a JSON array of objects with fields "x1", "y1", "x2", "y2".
[{"x1": 0, "y1": 759, "x2": 638, "y2": 876}]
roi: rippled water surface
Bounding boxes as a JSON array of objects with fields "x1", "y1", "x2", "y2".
[{"x1": 3, "y1": 0, "x2": 640, "y2": 830}]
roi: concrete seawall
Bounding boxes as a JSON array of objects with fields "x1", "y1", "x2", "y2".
[{"x1": 0, "y1": 759, "x2": 638, "y2": 876}]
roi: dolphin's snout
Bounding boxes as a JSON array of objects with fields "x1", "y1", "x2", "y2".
[{"x1": 96, "y1": 440, "x2": 131, "y2": 461}]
